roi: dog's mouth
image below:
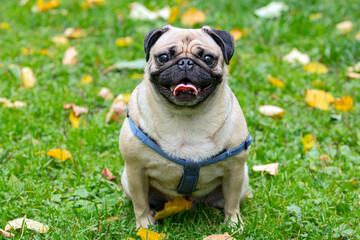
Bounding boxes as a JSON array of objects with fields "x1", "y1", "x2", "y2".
[{"x1": 162, "y1": 78, "x2": 213, "y2": 97}]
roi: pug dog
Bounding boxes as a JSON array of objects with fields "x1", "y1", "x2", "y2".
[{"x1": 119, "y1": 25, "x2": 251, "y2": 229}]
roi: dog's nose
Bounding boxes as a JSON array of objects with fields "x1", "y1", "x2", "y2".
[{"x1": 177, "y1": 59, "x2": 194, "y2": 70}]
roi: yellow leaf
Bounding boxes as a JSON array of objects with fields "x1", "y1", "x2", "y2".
[
  {"x1": 37, "y1": 0, "x2": 61, "y2": 12},
  {"x1": 252, "y1": 163, "x2": 279, "y2": 176},
  {"x1": 154, "y1": 197, "x2": 192, "y2": 220},
  {"x1": 0, "y1": 22, "x2": 11, "y2": 30},
  {"x1": 130, "y1": 73, "x2": 143, "y2": 79},
  {"x1": 169, "y1": 6, "x2": 179, "y2": 24},
  {"x1": 336, "y1": 21, "x2": 353, "y2": 34},
  {"x1": 334, "y1": 95, "x2": 353, "y2": 112},
  {"x1": 22, "y1": 47, "x2": 34, "y2": 56},
  {"x1": 51, "y1": 35, "x2": 69, "y2": 45},
  {"x1": 267, "y1": 75, "x2": 285, "y2": 87},
  {"x1": 81, "y1": 75, "x2": 93, "y2": 85},
  {"x1": 5, "y1": 217, "x2": 49, "y2": 234},
  {"x1": 62, "y1": 47, "x2": 78, "y2": 66},
  {"x1": 203, "y1": 232, "x2": 235, "y2": 240},
  {"x1": 64, "y1": 28, "x2": 86, "y2": 39},
  {"x1": 81, "y1": 0, "x2": 105, "y2": 9},
  {"x1": 259, "y1": 105, "x2": 285, "y2": 119},
  {"x1": 302, "y1": 134, "x2": 315, "y2": 151},
  {"x1": 47, "y1": 149, "x2": 72, "y2": 162},
  {"x1": 137, "y1": 228, "x2": 166, "y2": 240},
  {"x1": 303, "y1": 62, "x2": 328, "y2": 74},
  {"x1": 69, "y1": 111, "x2": 80, "y2": 128},
  {"x1": 20, "y1": 67, "x2": 36, "y2": 89},
  {"x1": 305, "y1": 89, "x2": 334, "y2": 110},
  {"x1": 181, "y1": 8, "x2": 206, "y2": 26},
  {"x1": 229, "y1": 28, "x2": 245, "y2": 41},
  {"x1": 39, "y1": 49, "x2": 49, "y2": 55},
  {"x1": 116, "y1": 37, "x2": 133, "y2": 47}
]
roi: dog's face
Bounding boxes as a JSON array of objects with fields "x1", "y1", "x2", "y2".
[{"x1": 144, "y1": 26, "x2": 234, "y2": 107}]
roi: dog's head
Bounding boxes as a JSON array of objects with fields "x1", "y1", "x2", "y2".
[{"x1": 144, "y1": 25, "x2": 234, "y2": 107}]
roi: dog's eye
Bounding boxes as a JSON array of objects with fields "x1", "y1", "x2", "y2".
[
  {"x1": 158, "y1": 54, "x2": 169, "y2": 64},
  {"x1": 203, "y1": 55, "x2": 215, "y2": 65}
]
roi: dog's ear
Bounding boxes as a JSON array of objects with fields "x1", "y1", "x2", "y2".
[
  {"x1": 202, "y1": 26, "x2": 234, "y2": 64},
  {"x1": 144, "y1": 25, "x2": 171, "y2": 62}
]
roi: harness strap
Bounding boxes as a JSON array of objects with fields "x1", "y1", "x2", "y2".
[{"x1": 127, "y1": 110, "x2": 251, "y2": 195}]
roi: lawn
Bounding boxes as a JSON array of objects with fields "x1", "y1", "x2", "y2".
[{"x1": 1, "y1": 0, "x2": 360, "y2": 239}]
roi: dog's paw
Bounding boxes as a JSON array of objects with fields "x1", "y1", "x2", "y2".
[
  {"x1": 136, "y1": 213, "x2": 155, "y2": 229},
  {"x1": 224, "y1": 213, "x2": 244, "y2": 231}
]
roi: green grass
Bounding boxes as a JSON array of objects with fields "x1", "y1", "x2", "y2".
[{"x1": 1, "y1": 0, "x2": 360, "y2": 239}]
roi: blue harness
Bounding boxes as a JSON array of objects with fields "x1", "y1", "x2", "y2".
[{"x1": 127, "y1": 111, "x2": 251, "y2": 195}]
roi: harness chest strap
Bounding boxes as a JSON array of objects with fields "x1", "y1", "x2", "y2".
[{"x1": 126, "y1": 112, "x2": 251, "y2": 195}]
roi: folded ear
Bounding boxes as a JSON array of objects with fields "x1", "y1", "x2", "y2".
[
  {"x1": 144, "y1": 25, "x2": 171, "y2": 61},
  {"x1": 202, "y1": 26, "x2": 234, "y2": 64}
]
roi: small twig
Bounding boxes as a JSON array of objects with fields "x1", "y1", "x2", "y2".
[
  {"x1": 97, "y1": 216, "x2": 102, "y2": 232},
  {"x1": 104, "y1": 223, "x2": 111, "y2": 240},
  {"x1": 308, "y1": 167, "x2": 318, "y2": 184},
  {"x1": 30, "y1": 232, "x2": 34, "y2": 240}
]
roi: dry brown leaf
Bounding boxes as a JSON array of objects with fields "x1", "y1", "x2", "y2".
[
  {"x1": 5, "y1": 217, "x2": 49, "y2": 233},
  {"x1": 105, "y1": 100, "x2": 127, "y2": 123},
  {"x1": 259, "y1": 105, "x2": 285, "y2": 119},
  {"x1": 98, "y1": 87, "x2": 114, "y2": 100},
  {"x1": 305, "y1": 89, "x2": 334, "y2": 111},
  {"x1": 63, "y1": 103, "x2": 88, "y2": 117},
  {"x1": 129, "y1": 3, "x2": 170, "y2": 21},
  {"x1": 336, "y1": 21, "x2": 353, "y2": 34},
  {"x1": 64, "y1": 28, "x2": 86, "y2": 39},
  {"x1": 252, "y1": 163, "x2": 279, "y2": 175},
  {"x1": 62, "y1": 47, "x2": 78, "y2": 66},
  {"x1": 0, "y1": 229, "x2": 14, "y2": 237},
  {"x1": 181, "y1": 8, "x2": 206, "y2": 26},
  {"x1": 283, "y1": 48, "x2": 310, "y2": 65},
  {"x1": 346, "y1": 72, "x2": 360, "y2": 79},
  {"x1": 106, "y1": 216, "x2": 123, "y2": 221},
  {"x1": 319, "y1": 154, "x2": 331, "y2": 161},
  {"x1": 137, "y1": 228, "x2": 166, "y2": 240},
  {"x1": 47, "y1": 149, "x2": 72, "y2": 162},
  {"x1": 51, "y1": 35, "x2": 69, "y2": 45},
  {"x1": 203, "y1": 232, "x2": 235, "y2": 240},
  {"x1": 356, "y1": 31, "x2": 360, "y2": 40},
  {"x1": 347, "y1": 62, "x2": 360, "y2": 72},
  {"x1": 0, "y1": 98, "x2": 26, "y2": 108},
  {"x1": 154, "y1": 197, "x2": 192, "y2": 220},
  {"x1": 20, "y1": 67, "x2": 36, "y2": 89},
  {"x1": 102, "y1": 167, "x2": 116, "y2": 181}
]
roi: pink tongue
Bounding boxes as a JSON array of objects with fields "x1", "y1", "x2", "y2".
[{"x1": 173, "y1": 84, "x2": 198, "y2": 96}]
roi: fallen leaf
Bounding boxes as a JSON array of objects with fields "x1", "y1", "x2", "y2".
[
  {"x1": 137, "y1": 228, "x2": 166, "y2": 240},
  {"x1": 98, "y1": 87, "x2": 114, "y2": 100},
  {"x1": 169, "y1": 6, "x2": 179, "y2": 24},
  {"x1": 51, "y1": 35, "x2": 69, "y2": 45},
  {"x1": 130, "y1": 73, "x2": 143, "y2": 79},
  {"x1": 305, "y1": 89, "x2": 334, "y2": 110},
  {"x1": 129, "y1": 2, "x2": 170, "y2": 21},
  {"x1": 47, "y1": 149, "x2": 72, "y2": 162},
  {"x1": 39, "y1": 49, "x2": 49, "y2": 55},
  {"x1": 62, "y1": 47, "x2": 78, "y2": 66},
  {"x1": 309, "y1": 12, "x2": 322, "y2": 21},
  {"x1": 117, "y1": 93, "x2": 131, "y2": 104},
  {"x1": 36, "y1": 0, "x2": 61, "y2": 12},
  {"x1": 0, "y1": 98, "x2": 26, "y2": 108},
  {"x1": 254, "y1": 2, "x2": 289, "y2": 18},
  {"x1": 303, "y1": 62, "x2": 328, "y2": 74},
  {"x1": 102, "y1": 167, "x2": 116, "y2": 181},
  {"x1": 356, "y1": 31, "x2": 360, "y2": 40},
  {"x1": 106, "y1": 216, "x2": 123, "y2": 221},
  {"x1": 63, "y1": 103, "x2": 88, "y2": 117},
  {"x1": 334, "y1": 95, "x2": 353, "y2": 112},
  {"x1": 259, "y1": 105, "x2": 285, "y2": 119},
  {"x1": 302, "y1": 134, "x2": 315, "y2": 151},
  {"x1": 20, "y1": 67, "x2": 36, "y2": 89},
  {"x1": 81, "y1": 0, "x2": 104, "y2": 8},
  {"x1": 252, "y1": 163, "x2": 279, "y2": 175},
  {"x1": 105, "y1": 97, "x2": 127, "y2": 123},
  {"x1": 0, "y1": 228, "x2": 14, "y2": 237},
  {"x1": 0, "y1": 22, "x2": 11, "y2": 30},
  {"x1": 319, "y1": 154, "x2": 331, "y2": 161},
  {"x1": 283, "y1": 48, "x2": 310, "y2": 65},
  {"x1": 81, "y1": 75, "x2": 93, "y2": 85},
  {"x1": 64, "y1": 28, "x2": 86, "y2": 39},
  {"x1": 5, "y1": 217, "x2": 49, "y2": 233},
  {"x1": 102, "y1": 59, "x2": 146, "y2": 74},
  {"x1": 346, "y1": 72, "x2": 360, "y2": 79},
  {"x1": 336, "y1": 21, "x2": 353, "y2": 34},
  {"x1": 268, "y1": 75, "x2": 285, "y2": 87},
  {"x1": 154, "y1": 197, "x2": 192, "y2": 220},
  {"x1": 22, "y1": 47, "x2": 34, "y2": 56},
  {"x1": 203, "y1": 232, "x2": 235, "y2": 240},
  {"x1": 181, "y1": 8, "x2": 206, "y2": 26},
  {"x1": 69, "y1": 111, "x2": 80, "y2": 128},
  {"x1": 230, "y1": 28, "x2": 245, "y2": 41},
  {"x1": 116, "y1": 37, "x2": 134, "y2": 47},
  {"x1": 347, "y1": 62, "x2": 360, "y2": 72}
]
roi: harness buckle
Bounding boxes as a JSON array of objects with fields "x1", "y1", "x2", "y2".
[{"x1": 244, "y1": 139, "x2": 249, "y2": 150}]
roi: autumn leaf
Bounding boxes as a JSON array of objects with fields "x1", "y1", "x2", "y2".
[
  {"x1": 334, "y1": 95, "x2": 353, "y2": 112},
  {"x1": 81, "y1": 75, "x2": 93, "y2": 85},
  {"x1": 137, "y1": 228, "x2": 166, "y2": 240},
  {"x1": 98, "y1": 87, "x2": 114, "y2": 100},
  {"x1": 20, "y1": 67, "x2": 36, "y2": 89},
  {"x1": 130, "y1": 73, "x2": 143, "y2": 79},
  {"x1": 102, "y1": 167, "x2": 116, "y2": 181},
  {"x1": 181, "y1": 8, "x2": 206, "y2": 26},
  {"x1": 268, "y1": 75, "x2": 285, "y2": 87},
  {"x1": 154, "y1": 197, "x2": 192, "y2": 220},
  {"x1": 36, "y1": 0, "x2": 61, "y2": 12},
  {"x1": 47, "y1": 149, "x2": 72, "y2": 162},
  {"x1": 168, "y1": 6, "x2": 180, "y2": 24},
  {"x1": 259, "y1": 105, "x2": 285, "y2": 119},
  {"x1": 106, "y1": 216, "x2": 123, "y2": 221},
  {"x1": 81, "y1": 0, "x2": 105, "y2": 9},
  {"x1": 5, "y1": 217, "x2": 49, "y2": 233},
  {"x1": 254, "y1": 2, "x2": 289, "y2": 18},
  {"x1": 0, "y1": 229, "x2": 14, "y2": 238},
  {"x1": 203, "y1": 232, "x2": 235, "y2": 240},
  {"x1": 309, "y1": 12, "x2": 322, "y2": 21},
  {"x1": 346, "y1": 72, "x2": 360, "y2": 79},
  {"x1": 303, "y1": 62, "x2": 328, "y2": 74},
  {"x1": 336, "y1": 21, "x2": 353, "y2": 34},
  {"x1": 105, "y1": 96, "x2": 128, "y2": 123},
  {"x1": 64, "y1": 28, "x2": 86, "y2": 39},
  {"x1": 0, "y1": 98, "x2": 26, "y2": 108},
  {"x1": 63, "y1": 103, "x2": 88, "y2": 117},
  {"x1": 0, "y1": 22, "x2": 11, "y2": 30},
  {"x1": 229, "y1": 28, "x2": 246, "y2": 41},
  {"x1": 302, "y1": 134, "x2": 315, "y2": 151},
  {"x1": 69, "y1": 111, "x2": 80, "y2": 128},
  {"x1": 62, "y1": 47, "x2": 78, "y2": 66},
  {"x1": 51, "y1": 35, "x2": 69, "y2": 45},
  {"x1": 347, "y1": 62, "x2": 360, "y2": 72},
  {"x1": 116, "y1": 37, "x2": 134, "y2": 47},
  {"x1": 39, "y1": 49, "x2": 50, "y2": 55},
  {"x1": 129, "y1": 2, "x2": 170, "y2": 21},
  {"x1": 283, "y1": 48, "x2": 310, "y2": 65},
  {"x1": 252, "y1": 163, "x2": 279, "y2": 176},
  {"x1": 305, "y1": 89, "x2": 334, "y2": 110},
  {"x1": 356, "y1": 31, "x2": 360, "y2": 40}
]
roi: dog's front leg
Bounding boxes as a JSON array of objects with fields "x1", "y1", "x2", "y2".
[
  {"x1": 222, "y1": 161, "x2": 247, "y2": 228},
  {"x1": 124, "y1": 165, "x2": 155, "y2": 229}
]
